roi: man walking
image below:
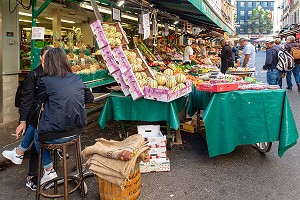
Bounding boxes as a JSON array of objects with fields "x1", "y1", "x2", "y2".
[
  {"x1": 284, "y1": 36, "x2": 300, "y2": 91},
  {"x1": 263, "y1": 39, "x2": 282, "y2": 86},
  {"x1": 239, "y1": 38, "x2": 256, "y2": 68}
]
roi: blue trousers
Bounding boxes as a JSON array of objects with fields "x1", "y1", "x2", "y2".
[
  {"x1": 286, "y1": 64, "x2": 300, "y2": 88},
  {"x1": 267, "y1": 69, "x2": 282, "y2": 86},
  {"x1": 19, "y1": 125, "x2": 77, "y2": 169}
]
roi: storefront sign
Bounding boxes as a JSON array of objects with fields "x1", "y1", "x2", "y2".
[
  {"x1": 142, "y1": 13, "x2": 150, "y2": 28},
  {"x1": 112, "y1": 8, "x2": 121, "y2": 22},
  {"x1": 32, "y1": 27, "x2": 45, "y2": 40},
  {"x1": 6, "y1": 32, "x2": 14, "y2": 37},
  {"x1": 143, "y1": 26, "x2": 150, "y2": 40}
]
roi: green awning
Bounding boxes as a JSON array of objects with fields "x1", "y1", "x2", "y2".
[
  {"x1": 148, "y1": 0, "x2": 235, "y2": 36},
  {"x1": 189, "y1": 0, "x2": 234, "y2": 35}
]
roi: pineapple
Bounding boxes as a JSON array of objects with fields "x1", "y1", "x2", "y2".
[
  {"x1": 78, "y1": 43, "x2": 86, "y2": 59},
  {"x1": 53, "y1": 32, "x2": 60, "y2": 48},
  {"x1": 58, "y1": 41, "x2": 65, "y2": 49},
  {"x1": 68, "y1": 41, "x2": 75, "y2": 59},
  {"x1": 75, "y1": 32, "x2": 82, "y2": 45},
  {"x1": 67, "y1": 32, "x2": 74, "y2": 43}
]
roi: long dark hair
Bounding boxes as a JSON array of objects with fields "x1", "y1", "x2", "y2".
[
  {"x1": 40, "y1": 46, "x2": 52, "y2": 57},
  {"x1": 43, "y1": 48, "x2": 71, "y2": 77}
]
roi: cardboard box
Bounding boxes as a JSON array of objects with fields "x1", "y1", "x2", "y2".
[
  {"x1": 100, "y1": 46, "x2": 119, "y2": 74},
  {"x1": 140, "y1": 158, "x2": 170, "y2": 173},
  {"x1": 111, "y1": 70, "x2": 130, "y2": 96},
  {"x1": 122, "y1": 70, "x2": 145, "y2": 100},
  {"x1": 180, "y1": 121, "x2": 196, "y2": 133},
  {"x1": 149, "y1": 147, "x2": 167, "y2": 159},
  {"x1": 196, "y1": 82, "x2": 238, "y2": 92},
  {"x1": 137, "y1": 125, "x2": 166, "y2": 148},
  {"x1": 144, "y1": 81, "x2": 192, "y2": 102},
  {"x1": 113, "y1": 46, "x2": 132, "y2": 73}
]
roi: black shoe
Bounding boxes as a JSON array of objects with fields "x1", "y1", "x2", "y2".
[
  {"x1": 286, "y1": 87, "x2": 292, "y2": 90},
  {"x1": 26, "y1": 176, "x2": 37, "y2": 191}
]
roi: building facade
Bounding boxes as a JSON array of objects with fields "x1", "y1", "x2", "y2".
[
  {"x1": 282, "y1": 0, "x2": 300, "y2": 29},
  {"x1": 236, "y1": 0, "x2": 275, "y2": 38}
]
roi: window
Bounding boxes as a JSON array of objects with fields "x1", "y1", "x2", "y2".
[
  {"x1": 240, "y1": 2, "x2": 245, "y2": 7},
  {"x1": 248, "y1": 2, "x2": 253, "y2": 7},
  {"x1": 262, "y1": 2, "x2": 268, "y2": 7},
  {"x1": 255, "y1": 28, "x2": 259, "y2": 33},
  {"x1": 240, "y1": 11, "x2": 245, "y2": 16},
  {"x1": 240, "y1": 28, "x2": 245, "y2": 33},
  {"x1": 271, "y1": 2, "x2": 274, "y2": 7},
  {"x1": 248, "y1": 28, "x2": 253, "y2": 33},
  {"x1": 240, "y1": 20, "x2": 245, "y2": 24},
  {"x1": 255, "y1": 21, "x2": 259, "y2": 24},
  {"x1": 256, "y1": 2, "x2": 260, "y2": 7},
  {"x1": 248, "y1": 11, "x2": 252, "y2": 16}
]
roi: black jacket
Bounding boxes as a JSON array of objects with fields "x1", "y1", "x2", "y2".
[
  {"x1": 219, "y1": 45, "x2": 234, "y2": 73},
  {"x1": 36, "y1": 72, "x2": 94, "y2": 140},
  {"x1": 19, "y1": 65, "x2": 43, "y2": 126}
]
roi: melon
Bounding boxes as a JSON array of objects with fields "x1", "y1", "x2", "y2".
[
  {"x1": 175, "y1": 73, "x2": 187, "y2": 83},
  {"x1": 148, "y1": 79, "x2": 158, "y2": 88},
  {"x1": 157, "y1": 75, "x2": 167, "y2": 86},
  {"x1": 166, "y1": 77, "x2": 177, "y2": 88},
  {"x1": 177, "y1": 83, "x2": 186, "y2": 90},
  {"x1": 134, "y1": 72, "x2": 143, "y2": 80},
  {"x1": 158, "y1": 85, "x2": 167, "y2": 90},
  {"x1": 172, "y1": 85, "x2": 180, "y2": 92},
  {"x1": 136, "y1": 58, "x2": 143, "y2": 65},
  {"x1": 164, "y1": 68, "x2": 174, "y2": 76},
  {"x1": 140, "y1": 72, "x2": 147, "y2": 79}
]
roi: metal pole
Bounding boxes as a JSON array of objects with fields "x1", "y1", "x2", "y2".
[
  {"x1": 30, "y1": 0, "x2": 37, "y2": 70},
  {"x1": 90, "y1": 0, "x2": 103, "y2": 21}
]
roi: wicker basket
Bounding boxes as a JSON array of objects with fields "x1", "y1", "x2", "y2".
[{"x1": 97, "y1": 165, "x2": 141, "y2": 200}]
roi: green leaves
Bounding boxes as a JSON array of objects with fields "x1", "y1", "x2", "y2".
[{"x1": 248, "y1": 6, "x2": 273, "y2": 34}]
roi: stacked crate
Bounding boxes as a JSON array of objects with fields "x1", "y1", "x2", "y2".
[{"x1": 138, "y1": 125, "x2": 170, "y2": 173}]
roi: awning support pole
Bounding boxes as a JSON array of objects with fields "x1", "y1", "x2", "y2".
[{"x1": 30, "y1": 0, "x2": 53, "y2": 70}]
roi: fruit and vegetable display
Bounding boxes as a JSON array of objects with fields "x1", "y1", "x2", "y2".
[
  {"x1": 102, "y1": 24, "x2": 123, "y2": 48},
  {"x1": 52, "y1": 31, "x2": 107, "y2": 75}
]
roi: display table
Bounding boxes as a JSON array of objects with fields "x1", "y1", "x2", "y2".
[
  {"x1": 189, "y1": 89, "x2": 298, "y2": 157},
  {"x1": 99, "y1": 92, "x2": 187, "y2": 130}
]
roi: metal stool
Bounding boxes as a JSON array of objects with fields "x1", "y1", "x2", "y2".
[{"x1": 36, "y1": 136, "x2": 86, "y2": 200}]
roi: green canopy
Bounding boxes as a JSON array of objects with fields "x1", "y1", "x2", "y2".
[{"x1": 148, "y1": 0, "x2": 235, "y2": 36}]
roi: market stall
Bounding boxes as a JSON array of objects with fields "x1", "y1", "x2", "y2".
[{"x1": 187, "y1": 89, "x2": 299, "y2": 157}]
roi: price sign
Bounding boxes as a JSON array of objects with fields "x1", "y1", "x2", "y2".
[
  {"x1": 32, "y1": 27, "x2": 45, "y2": 40},
  {"x1": 112, "y1": 8, "x2": 121, "y2": 22}
]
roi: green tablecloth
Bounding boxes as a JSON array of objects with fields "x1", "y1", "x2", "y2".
[
  {"x1": 187, "y1": 86, "x2": 214, "y2": 116},
  {"x1": 202, "y1": 90, "x2": 298, "y2": 157},
  {"x1": 98, "y1": 92, "x2": 187, "y2": 130}
]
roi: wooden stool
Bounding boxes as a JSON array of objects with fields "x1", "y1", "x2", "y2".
[{"x1": 36, "y1": 136, "x2": 86, "y2": 200}]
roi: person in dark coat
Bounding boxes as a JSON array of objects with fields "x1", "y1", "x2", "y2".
[
  {"x1": 3, "y1": 48, "x2": 94, "y2": 185},
  {"x1": 219, "y1": 40, "x2": 234, "y2": 74},
  {"x1": 2, "y1": 46, "x2": 51, "y2": 191}
]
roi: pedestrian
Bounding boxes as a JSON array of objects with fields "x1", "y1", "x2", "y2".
[
  {"x1": 238, "y1": 38, "x2": 256, "y2": 68},
  {"x1": 2, "y1": 48, "x2": 94, "y2": 185},
  {"x1": 2, "y1": 46, "x2": 51, "y2": 191},
  {"x1": 183, "y1": 41, "x2": 196, "y2": 64},
  {"x1": 275, "y1": 38, "x2": 282, "y2": 47},
  {"x1": 199, "y1": 43, "x2": 207, "y2": 58},
  {"x1": 284, "y1": 35, "x2": 300, "y2": 91},
  {"x1": 219, "y1": 40, "x2": 234, "y2": 74},
  {"x1": 275, "y1": 38, "x2": 285, "y2": 88},
  {"x1": 262, "y1": 39, "x2": 282, "y2": 86},
  {"x1": 229, "y1": 41, "x2": 239, "y2": 63}
]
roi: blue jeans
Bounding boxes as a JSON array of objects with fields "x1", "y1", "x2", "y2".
[
  {"x1": 33, "y1": 131, "x2": 78, "y2": 169},
  {"x1": 286, "y1": 64, "x2": 300, "y2": 88},
  {"x1": 267, "y1": 69, "x2": 282, "y2": 86}
]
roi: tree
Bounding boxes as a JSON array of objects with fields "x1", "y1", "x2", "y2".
[{"x1": 248, "y1": 6, "x2": 273, "y2": 34}]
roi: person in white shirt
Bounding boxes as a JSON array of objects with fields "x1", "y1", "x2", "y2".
[
  {"x1": 183, "y1": 41, "x2": 196, "y2": 64},
  {"x1": 239, "y1": 38, "x2": 256, "y2": 68}
]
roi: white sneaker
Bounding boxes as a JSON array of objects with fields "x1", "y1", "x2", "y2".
[
  {"x1": 2, "y1": 148, "x2": 23, "y2": 165},
  {"x1": 41, "y1": 169, "x2": 58, "y2": 185}
]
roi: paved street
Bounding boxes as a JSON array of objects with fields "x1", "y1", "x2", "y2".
[{"x1": 0, "y1": 51, "x2": 300, "y2": 200}]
